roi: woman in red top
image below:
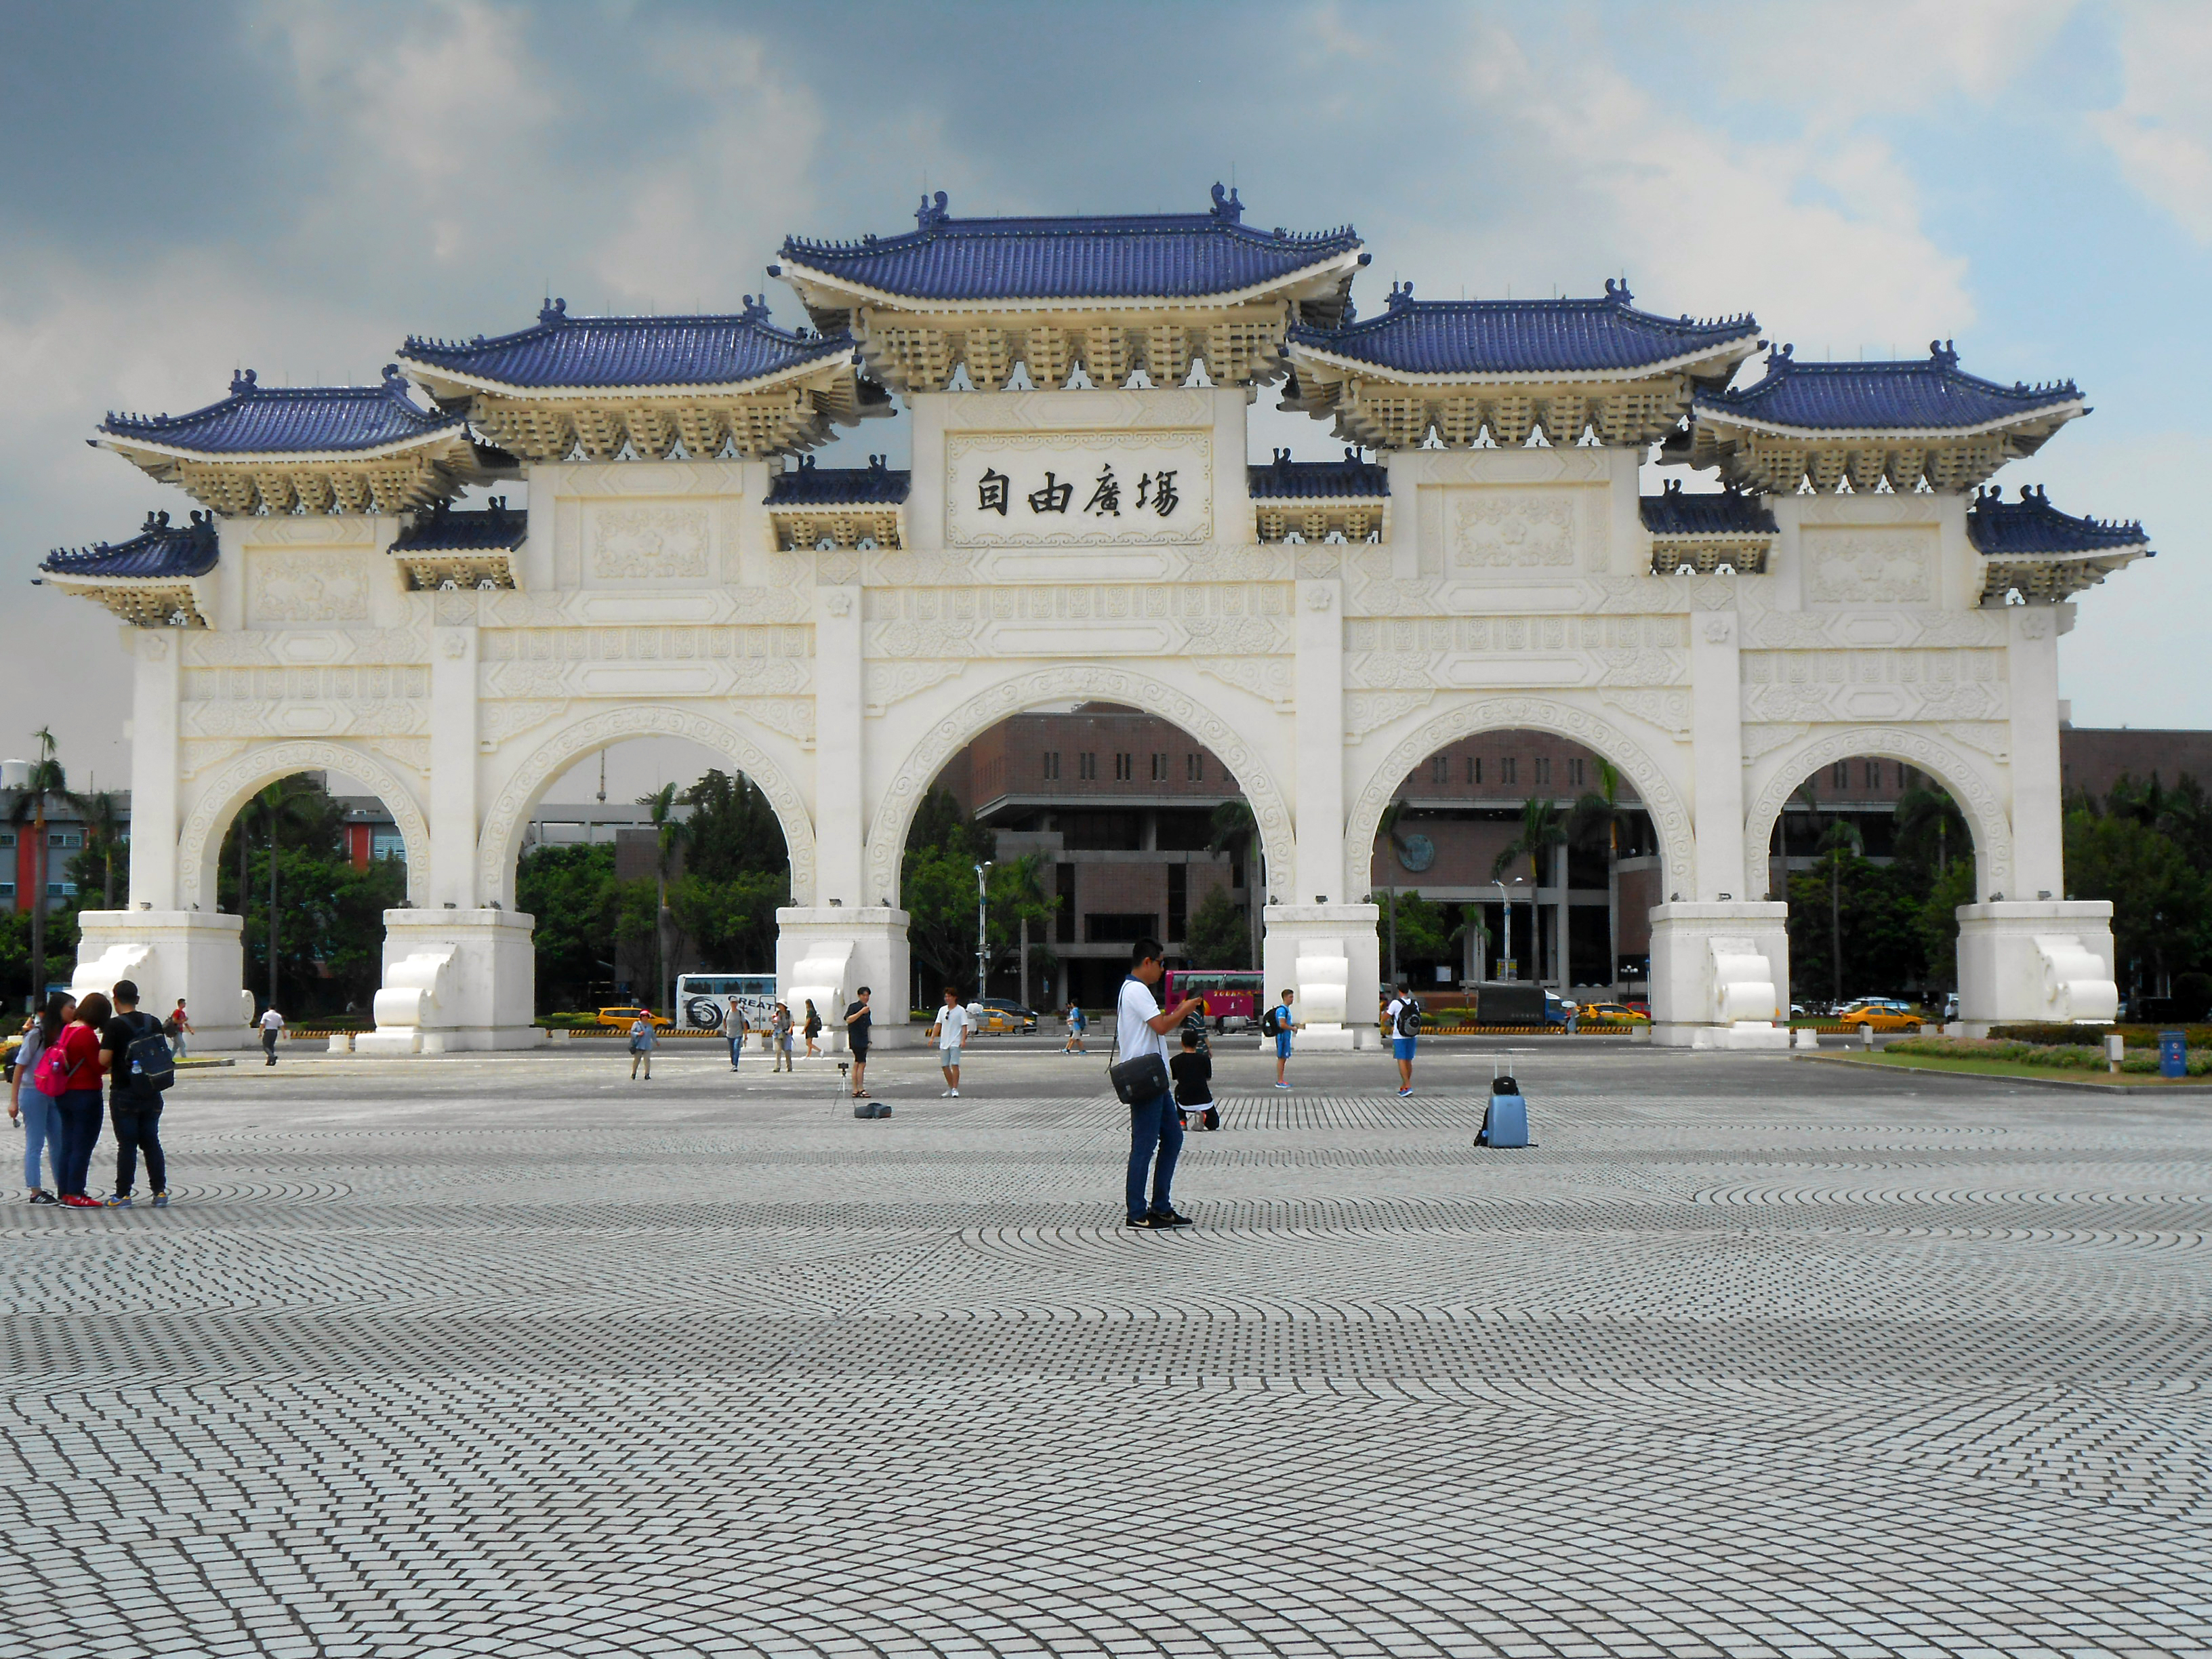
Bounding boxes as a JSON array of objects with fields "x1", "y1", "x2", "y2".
[{"x1": 50, "y1": 991, "x2": 110, "y2": 1209}]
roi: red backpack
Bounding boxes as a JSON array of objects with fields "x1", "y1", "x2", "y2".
[{"x1": 31, "y1": 1031, "x2": 75, "y2": 1097}]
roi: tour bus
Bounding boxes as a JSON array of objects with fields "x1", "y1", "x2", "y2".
[
  {"x1": 1162, "y1": 968, "x2": 1263, "y2": 1028},
  {"x1": 674, "y1": 973, "x2": 778, "y2": 1033}
]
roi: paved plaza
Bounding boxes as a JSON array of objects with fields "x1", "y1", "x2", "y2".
[{"x1": 3, "y1": 1039, "x2": 2210, "y2": 1658}]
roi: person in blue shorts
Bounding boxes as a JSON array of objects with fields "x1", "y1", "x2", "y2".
[
  {"x1": 1264, "y1": 987, "x2": 1296, "y2": 1088},
  {"x1": 1383, "y1": 983, "x2": 1417, "y2": 1096}
]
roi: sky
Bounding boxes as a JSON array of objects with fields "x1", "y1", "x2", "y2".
[{"x1": 5, "y1": 0, "x2": 2211, "y2": 800}]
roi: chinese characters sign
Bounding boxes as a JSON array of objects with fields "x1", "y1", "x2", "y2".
[{"x1": 946, "y1": 430, "x2": 1212, "y2": 546}]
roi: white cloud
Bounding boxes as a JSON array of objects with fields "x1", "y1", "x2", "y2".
[{"x1": 2089, "y1": 0, "x2": 2212, "y2": 242}]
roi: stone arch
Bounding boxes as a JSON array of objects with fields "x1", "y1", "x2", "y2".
[
  {"x1": 1743, "y1": 726, "x2": 2013, "y2": 902},
  {"x1": 477, "y1": 705, "x2": 818, "y2": 909},
  {"x1": 1344, "y1": 695, "x2": 1696, "y2": 895},
  {"x1": 178, "y1": 741, "x2": 432, "y2": 911},
  {"x1": 864, "y1": 664, "x2": 1296, "y2": 908}
]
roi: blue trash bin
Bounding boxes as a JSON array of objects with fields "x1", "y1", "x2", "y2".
[{"x1": 2160, "y1": 1030, "x2": 2188, "y2": 1079}]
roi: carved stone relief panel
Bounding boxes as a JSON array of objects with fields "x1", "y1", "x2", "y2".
[
  {"x1": 1449, "y1": 487, "x2": 1581, "y2": 569},
  {"x1": 583, "y1": 502, "x2": 712, "y2": 585},
  {"x1": 245, "y1": 548, "x2": 373, "y2": 627},
  {"x1": 1800, "y1": 526, "x2": 1938, "y2": 606},
  {"x1": 1740, "y1": 647, "x2": 2006, "y2": 724}
]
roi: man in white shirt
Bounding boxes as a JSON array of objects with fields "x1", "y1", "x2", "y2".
[
  {"x1": 258, "y1": 1006, "x2": 284, "y2": 1067},
  {"x1": 928, "y1": 986, "x2": 972, "y2": 1097},
  {"x1": 1118, "y1": 938, "x2": 1205, "y2": 1228},
  {"x1": 1383, "y1": 983, "x2": 1416, "y2": 1096}
]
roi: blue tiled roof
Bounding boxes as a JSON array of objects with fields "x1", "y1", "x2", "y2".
[
  {"x1": 776, "y1": 186, "x2": 1361, "y2": 304},
  {"x1": 1967, "y1": 485, "x2": 2146, "y2": 555},
  {"x1": 1290, "y1": 281, "x2": 1756, "y2": 377},
  {"x1": 392, "y1": 499, "x2": 527, "y2": 553},
  {"x1": 44, "y1": 510, "x2": 219, "y2": 579},
  {"x1": 1696, "y1": 342, "x2": 2082, "y2": 432},
  {"x1": 399, "y1": 298, "x2": 855, "y2": 391},
  {"x1": 100, "y1": 367, "x2": 464, "y2": 455},
  {"x1": 765, "y1": 455, "x2": 909, "y2": 506},
  {"x1": 1641, "y1": 482, "x2": 1777, "y2": 537},
  {"x1": 1249, "y1": 449, "x2": 1389, "y2": 499}
]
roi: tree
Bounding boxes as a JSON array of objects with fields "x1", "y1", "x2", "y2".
[
  {"x1": 2065, "y1": 806, "x2": 2212, "y2": 998},
  {"x1": 516, "y1": 843, "x2": 619, "y2": 1010},
  {"x1": 1208, "y1": 798, "x2": 1264, "y2": 968},
  {"x1": 240, "y1": 778, "x2": 328, "y2": 1012},
  {"x1": 1892, "y1": 781, "x2": 1968, "y2": 877},
  {"x1": 1785, "y1": 849, "x2": 1926, "y2": 1003},
  {"x1": 1492, "y1": 796, "x2": 1565, "y2": 979},
  {"x1": 639, "y1": 783, "x2": 690, "y2": 1017},
  {"x1": 903, "y1": 787, "x2": 994, "y2": 996},
  {"x1": 1568, "y1": 759, "x2": 1632, "y2": 987},
  {"x1": 1917, "y1": 856, "x2": 1976, "y2": 991},
  {"x1": 66, "y1": 788, "x2": 128, "y2": 911},
  {"x1": 1366, "y1": 889, "x2": 1452, "y2": 980},
  {"x1": 7, "y1": 728, "x2": 66, "y2": 1005},
  {"x1": 1185, "y1": 882, "x2": 1248, "y2": 969}
]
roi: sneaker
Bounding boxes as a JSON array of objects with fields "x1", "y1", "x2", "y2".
[
  {"x1": 1274, "y1": 1081, "x2": 1291, "y2": 1089},
  {"x1": 151, "y1": 1192, "x2": 169, "y2": 1208},
  {"x1": 27, "y1": 1189, "x2": 57, "y2": 1206},
  {"x1": 1397, "y1": 1086, "x2": 1413, "y2": 1097},
  {"x1": 1148, "y1": 1210, "x2": 1194, "y2": 1228},
  {"x1": 1124, "y1": 1214, "x2": 1157, "y2": 1227},
  {"x1": 949, "y1": 1089, "x2": 960, "y2": 1097},
  {"x1": 103, "y1": 1195, "x2": 132, "y2": 1208},
  {"x1": 940, "y1": 1088, "x2": 951, "y2": 1097},
  {"x1": 60, "y1": 1194, "x2": 102, "y2": 1208}
]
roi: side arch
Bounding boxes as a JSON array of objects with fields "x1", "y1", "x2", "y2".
[
  {"x1": 1743, "y1": 726, "x2": 2013, "y2": 901},
  {"x1": 477, "y1": 705, "x2": 818, "y2": 908},
  {"x1": 865, "y1": 664, "x2": 1296, "y2": 908},
  {"x1": 1345, "y1": 695, "x2": 1696, "y2": 895},
  {"x1": 178, "y1": 741, "x2": 432, "y2": 911}
]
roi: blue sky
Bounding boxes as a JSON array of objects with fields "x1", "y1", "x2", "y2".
[{"x1": 4, "y1": 0, "x2": 2208, "y2": 794}]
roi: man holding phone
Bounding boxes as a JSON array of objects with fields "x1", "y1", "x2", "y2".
[{"x1": 1118, "y1": 938, "x2": 1204, "y2": 1229}]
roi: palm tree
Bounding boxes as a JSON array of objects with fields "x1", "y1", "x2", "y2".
[
  {"x1": 640, "y1": 783, "x2": 689, "y2": 1016},
  {"x1": 1893, "y1": 780, "x2": 1967, "y2": 876},
  {"x1": 1208, "y1": 798, "x2": 1263, "y2": 969},
  {"x1": 244, "y1": 779, "x2": 321, "y2": 1012},
  {"x1": 7, "y1": 729, "x2": 66, "y2": 1006},
  {"x1": 1492, "y1": 796, "x2": 1565, "y2": 982},
  {"x1": 1376, "y1": 798, "x2": 1414, "y2": 983},
  {"x1": 1568, "y1": 759, "x2": 1633, "y2": 993},
  {"x1": 66, "y1": 787, "x2": 127, "y2": 911}
]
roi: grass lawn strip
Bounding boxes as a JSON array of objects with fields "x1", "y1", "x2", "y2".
[{"x1": 1797, "y1": 1048, "x2": 2212, "y2": 1092}]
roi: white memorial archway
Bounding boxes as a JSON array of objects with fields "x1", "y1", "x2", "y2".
[{"x1": 50, "y1": 190, "x2": 2138, "y2": 1049}]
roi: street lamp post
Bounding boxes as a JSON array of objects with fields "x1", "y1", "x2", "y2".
[
  {"x1": 974, "y1": 861, "x2": 993, "y2": 1000},
  {"x1": 1493, "y1": 881, "x2": 1511, "y2": 981}
]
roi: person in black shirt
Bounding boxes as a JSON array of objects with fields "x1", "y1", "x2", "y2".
[
  {"x1": 1170, "y1": 1028, "x2": 1218, "y2": 1132},
  {"x1": 844, "y1": 987, "x2": 873, "y2": 1099},
  {"x1": 97, "y1": 978, "x2": 169, "y2": 1208}
]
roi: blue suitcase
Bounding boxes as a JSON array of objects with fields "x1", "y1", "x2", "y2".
[{"x1": 1476, "y1": 1075, "x2": 1530, "y2": 1148}]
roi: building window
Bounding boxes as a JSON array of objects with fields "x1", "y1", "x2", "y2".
[
  {"x1": 1569, "y1": 758, "x2": 1585, "y2": 787},
  {"x1": 1467, "y1": 758, "x2": 1481, "y2": 786},
  {"x1": 1865, "y1": 760, "x2": 1881, "y2": 789},
  {"x1": 1150, "y1": 752, "x2": 1167, "y2": 782},
  {"x1": 0, "y1": 832, "x2": 13, "y2": 848},
  {"x1": 1079, "y1": 752, "x2": 1097, "y2": 781},
  {"x1": 1042, "y1": 751, "x2": 1061, "y2": 781},
  {"x1": 1185, "y1": 753, "x2": 1202, "y2": 782},
  {"x1": 1168, "y1": 865, "x2": 1188, "y2": 941},
  {"x1": 1085, "y1": 912, "x2": 1158, "y2": 943},
  {"x1": 0, "y1": 882, "x2": 12, "y2": 900},
  {"x1": 46, "y1": 882, "x2": 76, "y2": 899},
  {"x1": 371, "y1": 834, "x2": 407, "y2": 861},
  {"x1": 1533, "y1": 757, "x2": 1551, "y2": 786},
  {"x1": 48, "y1": 831, "x2": 82, "y2": 848},
  {"x1": 1832, "y1": 761, "x2": 1849, "y2": 788},
  {"x1": 1500, "y1": 757, "x2": 1517, "y2": 785},
  {"x1": 1055, "y1": 863, "x2": 1076, "y2": 943},
  {"x1": 1431, "y1": 755, "x2": 1448, "y2": 786},
  {"x1": 1115, "y1": 752, "x2": 1134, "y2": 782}
]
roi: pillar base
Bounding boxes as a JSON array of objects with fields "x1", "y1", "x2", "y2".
[
  {"x1": 776, "y1": 907, "x2": 912, "y2": 1039},
  {"x1": 1296, "y1": 1023, "x2": 1357, "y2": 1052},
  {"x1": 1647, "y1": 901, "x2": 1790, "y2": 1049},
  {"x1": 366, "y1": 909, "x2": 544, "y2": 1052},
  {"x1": 1955, "y1": 900, "x2": 2118, "y2": 1035},
  {"x1": 70, "y1": 910, "x2": 252, "y2": 1050},
  {"x1": 1263, "y1": 904, "x2": 1381, "y2": 1041}
]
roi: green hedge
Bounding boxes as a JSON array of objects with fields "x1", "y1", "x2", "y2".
[
  {"x1": 1889, "y1": 1035, "x2": 2212, "y2": 1075},
  {"x1": 1988, "y1": 1023, "x2": 2212, "y2": 1047}
]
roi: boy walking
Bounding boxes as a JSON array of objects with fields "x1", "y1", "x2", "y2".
[
  {"x1": 1263, "y1": 987, "x2": 1296, "y2": 1088},
  {"x1": 166, "y1": 998, "x2": 192, "y2": 1060},
  {"x1": 928, "y1": 987, "x2": 972, "y2": 1097}
]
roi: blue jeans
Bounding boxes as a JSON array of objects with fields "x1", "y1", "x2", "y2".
[
  {"x1": 20, "y1": 1093, "x2": 59, "y2": 1191},
  {"x1": 1126, "y1": 1090, "x2": 1183, "y2": 1219},
  {"x1": 54, "y1": 1089, "x2": 104, "y2": 1197},
  {"x1": 729, "y1": 1036, "x2": 743, "y2": 1070}
]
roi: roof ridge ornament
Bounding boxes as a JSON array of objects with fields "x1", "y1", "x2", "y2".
[
  {"x1": 230, "y1": 368, "x2": 257, "y2": 395},
  {"x1": 539, "y1": 297, "x2": 568, "y2": 326},
  {"x1": 1209, "y1": 182, "x2": 1244, "y2": 223},
  {"x1": 1387, "y1": 280, "x2": 1414, "y2": 312},
  {"x1": 1930, "y1": 338, "x2": 1959, "y2": 369},
  {"x1": 1604, "y1": 277, "x2": 1634, "y2": 304},
  {"x1": 739, "y1": 293, "x2": 771, "y2": 323},
  {"x1": 916, "y1": 189, "x2": 950, "y2": 230}
]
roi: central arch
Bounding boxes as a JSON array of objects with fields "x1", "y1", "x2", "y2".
[
  {"x1": 178, "y1": 740, "x2": 432, "y2": 912},
  {"x1": 1742, "y1": 726, "x2": 2013, "y2": 903},
  {"x1": 477, "y1": 705, "x2": 819, "y2": 909},
  {"x1": 1345, "y1": 695, "x2": 1696, "y2": 896},
  {"x1": 865, "y1": 663, "x2": 1297, "y2": 909}
]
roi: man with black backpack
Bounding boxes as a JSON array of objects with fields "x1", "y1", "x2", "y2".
[
  {"x1": 1263, "y1": 987, "x2": 1296, "y2": 1089},
  {"x1": 98, "y1": 979, "x2": 173, "y2": 1209},
  {"x1": 1382, "y1": 981, "x2": 1421, "y2": 1097}
]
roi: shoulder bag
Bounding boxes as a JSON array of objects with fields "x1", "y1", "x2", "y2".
[{"x1": 1106, "y1": 976, "x2": 1171, "y2": 1105}]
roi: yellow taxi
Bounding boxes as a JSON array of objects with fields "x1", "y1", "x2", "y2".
[
  {"x1": 1833, "y1": 1000, "x2": 1925, "y2": 1033},
  {"x1": 596, "y1": 1006, "x2": 674, "y2": 1031},
  {"x1": 968, "y1": 1006, "x2": 1024, "y2": 1036},
  {"x1": 1576, "y1": 1001, "x2": 1650, "y2": 1026}
]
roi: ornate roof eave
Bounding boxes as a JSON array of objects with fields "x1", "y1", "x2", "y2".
[
  {"x1": 392, "y1": 344, "x2": 861, "y2": 405},
  {"x1": 781, "y1": 249, "x2": 1364, "y2": 325},
  {"x1": 40, "y1": 570, "x2": 210, "y2": 628},
  {"x1": 1979, "y1": 547, "x2": 2146, "y2": 605},
  {"x1": 1286, "y1": 329, "x2": 1760, "y2": 390},
  {"x1": 96, "y1": 422, "x2": 481, "y2": 472},
  {"x1": 1689, "y1": 398, "x2": 2087, "y2": 448}
]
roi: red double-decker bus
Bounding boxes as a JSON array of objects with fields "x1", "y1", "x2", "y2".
[{"x1": 1163, "y1": 968, "x2": 1264, "y2": 1027}]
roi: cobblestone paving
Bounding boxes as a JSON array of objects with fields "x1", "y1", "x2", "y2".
[{"x1": 4, "y1": 1042, "x2": 2210, "y2": 1657}]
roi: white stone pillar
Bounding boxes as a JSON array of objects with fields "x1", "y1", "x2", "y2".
[
  {"x1": 358, "y1": 907, "x2": 545, "y2": 1054},
  {"x1": 1954, "y1": 899, "x2": 2117, "y2": 1036},
  {"x1": 1647, "y1": 899, "x2": 1791, "y2": 1049},
  {"x1": 72, "y1": 910, "x2": 251, "y2": 1050},
  {"x1": 428, "y1": 623, "x2": 478, "y2": 908},
  {"x1": 1292, "y1": 577, "x2": 1345, "y2": 906},
  {"x1": 1263, "y1": 903, "x2": 1382, "y2": 1051},
  {"x1": 815, "y1": 586, "x2": 863, "y2": 907},
  {"x1": 2006, "y1": 608, "x2": 2066, "y2": 900},
  {"x1": 127, "y1": 629, "x2": 182, "y2": 910},
  {"x1": 775, "y1": 905, "x2": 914, "y2": 1048},
  {"x1": 1688, "y1": 604, "x2": 1748, "y2": 901}
]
